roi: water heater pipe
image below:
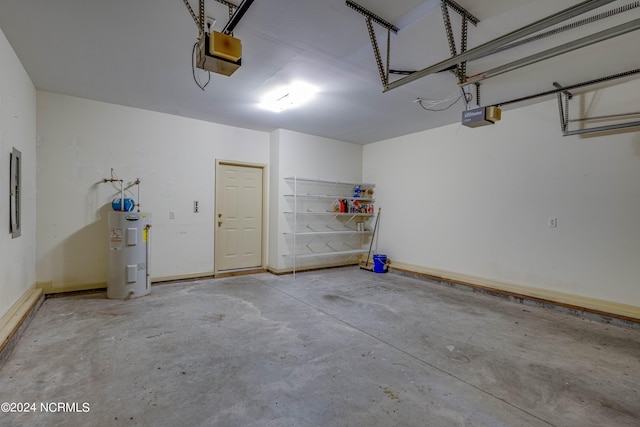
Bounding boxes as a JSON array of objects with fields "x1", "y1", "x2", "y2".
[
  {"x1": 145, "y1": 224, "x2": 152, "y2": 290},
  {"x1": 124, "y1": 178, "x2": 142, "y2": 211},
  {"x1": 101, "y1": 177, "x2": 125, "y2": 211}
]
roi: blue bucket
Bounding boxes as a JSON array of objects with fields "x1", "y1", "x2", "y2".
[{"x1": 373, "y1": 254, "x2": 387, "y2": 273}]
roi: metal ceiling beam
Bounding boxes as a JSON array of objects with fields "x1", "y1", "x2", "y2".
[
  {"x1": 222, "y1": 0, "x2": 255, "y2": 34},
  {"x1": 384, "y1": 0, "x2": 618, "y2": 92},
  {"x1": 464, "y1": 18, "x2": 640, "y2": 85}
]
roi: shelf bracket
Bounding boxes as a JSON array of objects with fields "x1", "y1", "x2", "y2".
[
  {"x1": 344, "y1": 216, "x2": 357, "y2": 226},
  {"x1": 325, "y1": 242, "x2": 340, "y2": 252},
  {"x1": 325, "y1": 223, "x2": 339, "y2": 231},
  {"x1": 343, "y1": 241, "x2": 359, "y2": 250}
]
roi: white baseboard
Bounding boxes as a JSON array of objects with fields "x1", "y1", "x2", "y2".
[
  {"x1": 268, "y1": 260, "x2": 359, "y2": 275},
  {"x1": 36, "y1": 281, "x2": 106, "y2": 294},
  {"x1": 390, "y1": 261, "x2": 640, "y2": 322},
  {"x1": 0, "y1": 286, "x2": 44, "y2": 361}
]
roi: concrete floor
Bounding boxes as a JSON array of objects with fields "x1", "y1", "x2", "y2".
[{"x1": 0, "y1": 267, "x2": 638, "y2": 427}]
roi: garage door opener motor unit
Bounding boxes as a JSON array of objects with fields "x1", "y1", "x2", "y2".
[
  {"x1": 462, "y1": 106, "x2": 501, "y2": 128},
  {"x1": 197, "y1": 31, "x2": 242, "y2": 76}
]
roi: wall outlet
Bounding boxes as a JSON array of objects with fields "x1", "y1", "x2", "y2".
[
  {"x1": 548, "y1": 217, "x2": 557, "y2": 228},
  {"x1": 169, "y1": 211, "x2": 175, "y2": 220}
]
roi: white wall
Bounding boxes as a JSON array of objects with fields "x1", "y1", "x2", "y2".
[
  {"x1": 269, "y1": 129, "x2": 364, "y2": 271},
  {"x1": 36, "y1": 91, "x2": 269, "y2": 287},
  {"x1": 364, "y1": 79, "x2": 640, "y2": 309},
  {"x1": 0, "y1": 27, "x2": 36, "y2": 317}
]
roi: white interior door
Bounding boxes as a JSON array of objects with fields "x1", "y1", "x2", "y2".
[{"x1": 215, "y1": 163, "x2": 263, "y2": 272}]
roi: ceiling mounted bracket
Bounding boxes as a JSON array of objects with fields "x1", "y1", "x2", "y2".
[
  {"x1": 213, "y1": 0, "x2": 239, "y2": 33},
  {"x1": 499, "y1": 70, "x2": 640, "y2": 136},
  {"x1": 346, "y1": 1, "x2": 398, "y2": 89},
  {"x1": 214, "y1": 0, "x2": 238, "y2": 13},
  {"x1": 183, "y1": 1, "x2": 249, "y2": 37},
  {"x1": 553, "y1": 82, "x2": 573, "y2": 134},
  {"x1": 346, "y1": 1, "x2": 399, "y2": 34},
  {"x1": 552, "y1": 78, "x2": 640, "y2": 137},
  {"x1": 182, "y1": 0, "x2": 248, "y2": 90},
  {"x1": 495, "y1": 68, "x2": 640, "y2": 108},
  {"x1": 182, "y1": 0, "x2": 206, "y2": 35},
  {"x1": 365, "y1": 18, "x2": 391, "y2": 87},
  {"x1": 554, "y1": 82, "x2": 571, "y2": 134},
  {"x1": 222, "y1": 0, "x2": 255, "y2": 35},
  {"x1": 440, "y1": 0, "x2": 478, "y2": 83},
  {"x1": 442, "y1": 0, "x2": 480, "y2": 26},
  {"x1": 553, "y1": 82, "x2": 573, "y2": 100}
]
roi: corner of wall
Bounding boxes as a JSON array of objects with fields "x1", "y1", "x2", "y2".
[{"x1": 0, "y1": 24, "x2": 37, "y2": 320}]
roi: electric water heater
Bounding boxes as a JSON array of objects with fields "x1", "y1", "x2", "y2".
[{"x1": 107, "y1": 211, "x2": 152, "y2": 299}]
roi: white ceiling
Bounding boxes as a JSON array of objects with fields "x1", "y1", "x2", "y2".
[{"x1": 1, "y1": 0, "x2": 639, "y2": 144}]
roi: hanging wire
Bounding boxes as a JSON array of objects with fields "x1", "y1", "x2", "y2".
[
  {"x1": 461, "y1": 86, "x2": 473, "y2": 110},
  {"x1": 414, "y1": 88, "x2": 469, "y2": 111},
  {"x1": 192, "y1": 41, "x2": 211, "y2": 91}
]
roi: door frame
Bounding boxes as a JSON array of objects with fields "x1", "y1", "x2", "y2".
[{"x1": 214, "y1": 159, "x2": 268, "y2": 275}]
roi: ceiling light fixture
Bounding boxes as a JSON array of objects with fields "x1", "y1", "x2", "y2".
[{"x1": 259, "y1": 81, "x2": 319, "y2": 112}]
